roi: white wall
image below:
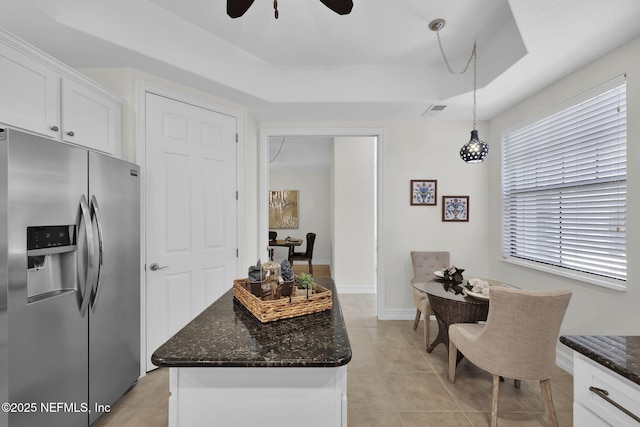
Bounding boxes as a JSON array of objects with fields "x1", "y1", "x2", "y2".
[
  {"x1": 487, "y1": 36, "x2": 640, "y2": 354},
  {"x1": 332, "y1": 137, "x2": 376, "y2": 293},
  {"x1": 268, "y1": 168, "x2": 332, "y2": 265},
  {"x1": 259, "y1": 121, "x2": 491, "y2": 318},
  {"x1": 82, "y1": 32, "x2": 640, "y2": 336}
]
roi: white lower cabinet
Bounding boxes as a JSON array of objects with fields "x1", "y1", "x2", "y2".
[
  {"x1": 169, "y1": 366, "x2": 348, "y2": 427},
  {"x1": 573, "y1": 353, "x2": 640, "y2": 426}
]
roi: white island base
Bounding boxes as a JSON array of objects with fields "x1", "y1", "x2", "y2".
[{"x1": 168, "y1": 366, "x2": 348, "y2": 427}]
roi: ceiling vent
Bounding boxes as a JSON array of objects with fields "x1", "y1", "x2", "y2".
[{"x1": 422, "y1": 104, "x2": 447, "y2": 117}]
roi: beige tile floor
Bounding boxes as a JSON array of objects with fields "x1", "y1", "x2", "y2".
[{"x1": 94, "y1": 293, "x2": 574, "y2": 427}]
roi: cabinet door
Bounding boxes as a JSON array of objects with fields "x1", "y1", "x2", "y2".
[
  {"x1": 61, "y1": 78, "x2": 120, "y2": 154},
  {"x1": 574, "y1": 403, "x2": 612, "y2": 426},
  {"x1": 0, "y1": 42, "x2": 60, "y2": 137}
]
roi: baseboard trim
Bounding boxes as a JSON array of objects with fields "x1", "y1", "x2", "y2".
[
  {"x1": 556, "y1": 348, "x2": 574, "y2": 375},
  {"x1": 336, "y1": 287, "x2": 376, "y2": 294}
]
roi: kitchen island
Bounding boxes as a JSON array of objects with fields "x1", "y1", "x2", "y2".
[
  {"x1": 560, "y1": 335, "x2": 640, "y2": 426},
  {"x1": 152, "y1": 278, "x2": 351, "y2": 427}
]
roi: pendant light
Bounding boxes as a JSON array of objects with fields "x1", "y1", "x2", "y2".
[{"x1": 429, "y1": 19, "x2": 489, "y2": 163}]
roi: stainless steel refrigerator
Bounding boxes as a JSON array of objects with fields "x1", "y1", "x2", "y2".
[{"x1": 0, "y1": 129, "x2": 140, "y2": 427}]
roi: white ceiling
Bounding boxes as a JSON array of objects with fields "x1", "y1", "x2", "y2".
[
  {"x1": 268, "y1": 136, "x2": 333, "y2": 170},
  {"x1": 1, "y1": 0, "x2": 639, "y2": 122}
]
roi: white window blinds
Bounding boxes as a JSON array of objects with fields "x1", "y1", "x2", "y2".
[{"x1": 502, "y1": 76, "x2": 626, "y2": 285}]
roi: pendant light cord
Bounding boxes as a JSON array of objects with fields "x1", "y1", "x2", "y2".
[
  {"x1": 435, "y1": 31, "x2": 478, "y2": 130},
  {"x1": 269, "y1": 137, "x2": 286, "y2": 163}
]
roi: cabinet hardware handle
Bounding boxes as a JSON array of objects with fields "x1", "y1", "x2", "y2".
[
  {"x1": 51, "y1": 126, "x2": 59, "y2": 132},
  {"x1": 67, "y1": 131, "x2": 75, "y2": 137},
  {"x1": 589, "y1": 386, "x2": 640, "y2": 423}
]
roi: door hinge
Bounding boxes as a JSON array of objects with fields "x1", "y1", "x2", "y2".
[
  {"x1": 236, "y1": 248, "x2": 239, "y2": 257},
  {"x1": 236, "y1": 191, "x2": 239, "y2": 200},
  {"x1": 235, "y1": 133, "x2": 238, "y2": 143}
]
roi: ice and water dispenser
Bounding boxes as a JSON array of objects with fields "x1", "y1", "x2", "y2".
[{"x1": 26, "y1": 225, "x2": 78, "y2": 303}]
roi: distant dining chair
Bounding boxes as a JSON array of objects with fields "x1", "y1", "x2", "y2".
[
  {"x1": 410, "y1": 251, "x2": 450, "y2": 350},
  {"x1": 289, "y1": 232, "x2": 316, "y2": 275},
  {"x1": 268, "y1": 231, "x2": 277, "y2": 260},
  {"x1": 448, "y1": 286, "x2": 572, "y2": 427}
]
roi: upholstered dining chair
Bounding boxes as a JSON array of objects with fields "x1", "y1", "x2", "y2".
[
  {"x1": 448, "y1": 286, "x2": 572, "y2": 427},
  {"x1": 289, "y1": 232, "x2": 316, "y2": 275},
  {"x1": 410, "y1": 251, "x2": 450, "y2": 350}
]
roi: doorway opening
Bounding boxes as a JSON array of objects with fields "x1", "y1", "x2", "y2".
[{"x1": 259, "y1": 128, "x2": 384, "y2": 317}]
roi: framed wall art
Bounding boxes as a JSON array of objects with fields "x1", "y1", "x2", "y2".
[
  {"x1": 410, "y1": 180, "x2": 437, "y2": 206},
  {"x1": 269, "y1": 190, "x2": 299, "y2": 229},
  {"x1": 442, "y1": 196, "x2": 469, "y2": 222}
]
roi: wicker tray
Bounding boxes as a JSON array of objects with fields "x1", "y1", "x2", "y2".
[{"x1": 233, "y1": 278, "x2": 332, "y2": 323}]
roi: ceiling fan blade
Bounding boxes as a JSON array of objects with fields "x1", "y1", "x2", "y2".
[
  {"x1": 227, "y1": 0, "x2": 256, "y2": 18},
  {"x1": 319, "y1": 0, "x2": 353, "y2": 15}
]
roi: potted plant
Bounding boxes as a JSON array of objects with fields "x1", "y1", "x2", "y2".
[{"x1": 296, "y1": 273, "x2": 314, "y2": 297}]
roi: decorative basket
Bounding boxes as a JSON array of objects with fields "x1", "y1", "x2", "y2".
[{"x1": 233, "y1": 277, "x2": 332, "y2": 323}]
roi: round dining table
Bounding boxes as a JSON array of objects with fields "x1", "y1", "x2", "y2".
[{"x1": 412, "y1": 277, "x2": 515, "y2": 360}]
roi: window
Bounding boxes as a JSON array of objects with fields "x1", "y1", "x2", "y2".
[{"x1": 502, "y1": 76, "x2": 626, "y2": 289}]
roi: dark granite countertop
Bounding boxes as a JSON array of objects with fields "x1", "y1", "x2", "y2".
[
  {"x1": 559, "y1": 335, "x2": 640, "y2": 386},
  {"x1": 151, "y1": 278, "x2": 352, "y2": 368}
]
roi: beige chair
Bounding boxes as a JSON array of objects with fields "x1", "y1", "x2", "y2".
[
  {"x1": 410, "y1": 251, "x2": 450, "y2": 350},
  {"x1": 448, "y1": 286, "x2": 572, "y2": 427}
]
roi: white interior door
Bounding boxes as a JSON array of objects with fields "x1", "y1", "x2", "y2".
[{"x1": 145, "y1": 92, "x2": 237, "y2": 371}]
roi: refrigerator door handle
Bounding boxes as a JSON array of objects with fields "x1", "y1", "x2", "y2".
[
  {"x1": 90, "y1": 195, "x2": 105, "y2": 312},
  {"x1": 79, "y1": 195, "x2": 95, "y2": 316}
]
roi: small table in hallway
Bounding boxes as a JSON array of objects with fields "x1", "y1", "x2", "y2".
[
  {"x1": 268, "y1": 238, "x2": 302, "y2": 261},
  {"x1": 412, "y1": 278, "x2": 514, "y2": 360}
]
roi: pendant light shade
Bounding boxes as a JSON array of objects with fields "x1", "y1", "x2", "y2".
[{"x1": 460, "y1": 130, "x2": 489, "y2": 163}]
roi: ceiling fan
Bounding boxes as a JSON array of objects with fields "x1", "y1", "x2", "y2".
[{"x1": 227, "y1": 0, "x2": 353, "y2": 19}]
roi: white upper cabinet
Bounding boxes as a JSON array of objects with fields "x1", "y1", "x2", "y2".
[
  {"x1": 0, "y1": 28, "x2": 122, "y2": 155},
  {"x1": 61, "y1": 78, "x2": 121, "y2": 154},
  {"x1": 0, "y1": 41, "x2": 60, "y2": 137}
]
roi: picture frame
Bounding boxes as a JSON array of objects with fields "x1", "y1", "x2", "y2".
[
  {"x1": 442, "y1": 196, "x2": 469, "y2": 222},
  {"x1": 410, "y1": 180, "x2": 437, "y2": 206},
  {"x1": 269, "y1": 190, "x2": 299, "y2": 229}
]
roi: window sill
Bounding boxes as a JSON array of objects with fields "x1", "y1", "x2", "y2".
[{"x1": 501, "y1": 257, "x2": 626, "y2": 292}]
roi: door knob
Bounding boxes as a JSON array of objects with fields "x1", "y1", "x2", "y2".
[{"x1": 149, "y1": 263, "x2": 168, "y2": 271}]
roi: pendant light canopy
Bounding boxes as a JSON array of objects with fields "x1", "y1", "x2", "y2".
[{"x1": 430, "y1": 19, "x2": 489, "y2": 163}]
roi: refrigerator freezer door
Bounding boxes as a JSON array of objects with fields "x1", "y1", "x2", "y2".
[
  {"x1": 88, "y1": 151, "x2": 140, "y2": 424},
  {"x1": 6, "y1": 130, "x2": 90, "y2": 427}
]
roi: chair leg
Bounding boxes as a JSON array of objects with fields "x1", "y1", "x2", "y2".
[
  {"x1": 448, "y1": 341, "x2": 457, "y2": 383},
  {"x1": 413, "y1": 309, "x2": 420, "y2": 330},
  {"x1": 491, "y1": 375, "x2": 500, "y2": 427},
  {"x1": 308, "y1": 259, "x2": 313, "y2": 276},
  {"x1": 423, "y1": 315, "x2": 430, "y2": 351},
  {"x1": 539, "y1": 378, "x2": 559, "y2": 427}
]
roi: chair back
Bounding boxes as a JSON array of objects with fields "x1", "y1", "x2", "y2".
[
  {"x1": 269, "y1": 231, "x2": 277, "y2": 241},
  {"x1": 480, "y1": 286, "x2": 572, "y2": 380},
  {"x1": 304, "y1": 233, "x2": 316, "y2": 258},
  {"x1": 410, "y1": 251, "x2": 450, "y2": 279}
]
